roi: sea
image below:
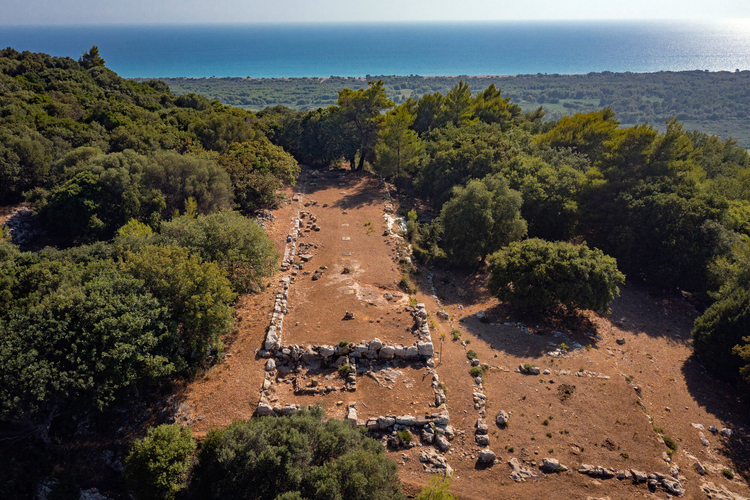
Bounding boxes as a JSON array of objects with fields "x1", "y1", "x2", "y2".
[{"x1": 1, "y1": 21, "x2": 750, "y2": 78}]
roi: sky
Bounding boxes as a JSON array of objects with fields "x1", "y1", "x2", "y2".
[{"x1": 2, "y1": 0, "x2": 750, "y2": 25}]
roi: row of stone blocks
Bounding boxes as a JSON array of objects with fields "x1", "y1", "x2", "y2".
[{"x1": 261, "y1": 337, "x2": 434, "y2": 362}]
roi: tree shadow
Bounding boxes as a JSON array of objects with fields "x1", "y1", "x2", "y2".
[{"x1": 681, "y1": 354, "x2": 750, "y2": 481}]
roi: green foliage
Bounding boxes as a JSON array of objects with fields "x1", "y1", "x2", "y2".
[
  {"x1": 125, "y1": 424, "x2": 196, "y2": 500},
  {"x1": 37, "y1": 149, "x2": 233, "y2": 243},
  {"x1": 373, "y1": 105, "x2": 423, "y2": 189},
  {"x1": 487, "y1": 238, "x2": 625, "y2": 313},
  {"x1": 0, "y1": 258, "x2": 174, "y2": 441},
  {"x1": 466, "y1": 350, "x2": 478, "y2": 360},
  {"x1": 396, "y1": 429, "x2": 412, "y2": 444},
  {"x1": 217, "y1": 136, "x2": 300, "y2": 212},
  {"x1": 120, "y1": 244, "x2": 235, "y2": 359},
  {"x1": 337, "y1": 80, "x2": 394, "y2": 170},
  {"x1": 338, "y1": 363, "x2": 353, "y2": 377},
  {"x1": 722, "y1": 468, "x2": 735, "y2": 479},
  {"x1": 662, "y1": 435, "x2": 678, "y2": 454},
  {"x1": 693, "y1": 286, "x2": 750, "y2": 387},
  {"x1": 469, "y1": 366, "x2": 486, "y2": 378},
  {"x1": 417, "y1": 122, "x2": 523, "y2": 207},
  {"x1": 415, "y1": 474, "x2": 456, "y2": 500},
  {"x1": 191, "y1": 407, "x2": 404, "y2": 500},
  {"x1": 440, "y1": 174, "x2": 526, "y2": 266},
  {"x1": 160, "y1": 210, "x2": 278, "y2": 293}
]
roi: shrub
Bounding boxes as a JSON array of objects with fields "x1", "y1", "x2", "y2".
[
  {"x1": 191, "y1": 407, "x2": 404, "y2": 500},
  {"x1": 722, "y1": 468, "x2": 735, "y2": 479},
  {"x1": 338, "y1": 364, "x2": 353, "y2": 377},
  {"x1": 452, "y1": 330, "x2": 462, "y2": 341},
  {"x1": 663, "y1": 436, "x2": 678, "y2": 454},
  {"x1": 396, "y1": 429, "x2": 412, "y2": 444},
  {"x1": 487, "y1": 238, "x2": 625, "y2": 313},
  {"x1": 124, "y1": 424, "x2": 196, "y2": 500},
  {"x1": 692, "y1": 286, "x2": 750, "y2": 386},
  {"x1": 469, "y1": 366, "x2": 486, "y2": 378},
  {"x1": 415, "y1": 474, "x2": 457, "y2": 500},
  {"x1": 466, "y1": 350, "x2": 478, "y2": 360}
]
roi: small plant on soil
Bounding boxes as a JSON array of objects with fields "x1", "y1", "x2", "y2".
[
  {"x1": 621, "y1": 452, "x2": 629, "y2": 459},
  {"x1": 452, "y1": 330, "x2": 462, "y2": 341},
  {"x1": 507, "y1": 446, "x2": 515, "y2": 453},
  {"x1": 437, "y1": 382, "x2": 447, "y2": 394},
  {"x1": 521, "y1": 394, "x2": 526, "y2": 400},
  {"x1": 469, "y1": 366, "x2": 486, "y2": 378},
  {"x1": 722, "y1": 468, "x2": 734, "y2": 479},
  {"x1": 578, "y1": 366, "x2": 585, "y2": 372},
  {"x1": 409, "y1": 297, "x2": 418, "y2": 307},
  {"x1": 466, "y1": 350, "x2": 478, "y2": 360},
  {"x1": 663, "y1": 436, "x2": 678, "y2": 455},
  {"x1": 546, "y1": 432, "x2": 553, "y2": 438},
  {"x1": 543, "y1": 419, "x2": 549, "y2": 426},
  {"x1": 646, "y1": 353, "x2": 653, "y2": 359},
  {"x1": 548, "y1": 448, "x2": 554, "y2": 453},
  {"x1": 523, "y1": 363, "x2": 534, "y2": 371},
  {"x1": 338, "y1": 340, "x2": 350, "y2": 347},
  {"x1": 464, "y1": 339, "x2": 470, "y2": 344},
  {"x1": 338, "y1": 364, "x2": 353, "y2": 377},
  {"x1": 429, "y1": 320, "x2": 437, "y2": 329},
  {"x1": 560, "y1": 342, "x2": 569, "y2": 351},
  {"x1": 396, "y1": 429, "x2": 412, "y2": 444},
  {"x1": 531, "y1": 436, "x2": 536, "y2": 441},
  {"x1": 653, "y1": 426, "x2": 664, "y2": 434}
]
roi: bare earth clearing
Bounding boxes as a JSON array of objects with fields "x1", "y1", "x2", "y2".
[{"x1": 182, "y1": 168, "x2": 750, "y2": 500}]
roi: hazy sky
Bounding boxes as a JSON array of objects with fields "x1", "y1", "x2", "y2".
[{"x1": 2, "y1": 0, "x2": 750, "y2": 25}]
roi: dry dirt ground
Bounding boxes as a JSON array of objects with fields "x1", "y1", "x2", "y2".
[{"x1": 181, "y1": 167, "x2": 750, "y2": 500}]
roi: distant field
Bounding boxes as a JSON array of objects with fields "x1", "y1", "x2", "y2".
[{"x1": 142, "y1": 71, "x2": 750, "y2": 148}]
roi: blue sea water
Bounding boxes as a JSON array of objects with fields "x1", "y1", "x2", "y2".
[{"x1": 1, "y1": 21, "x2": 750, "y2": 78}]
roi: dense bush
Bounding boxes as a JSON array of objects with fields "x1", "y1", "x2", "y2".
[
  {"x1": 692, "y1": 286, "x2": 750, "y2": 386},
  {"x1": 125, "y1": 424, "x2": 196, "y2": 500},
  {"x1": 217, "y1": 136, "x2": 300, "y2": 212},
  {"x1": 487, "y1": 238, "x2": 625, "y2": 313},
  {"x1": 440, "y1": 173, "x2": 526, "y2": 266},
  {"x1": 0, "y1": 258, "x2": 174, "y2": 442},
  {"x1": 191, "y1": 406, "x2": 404, "y2": 500},
  {"x1": 160, "y1": 210, "x2": 278, "y2": 293}
]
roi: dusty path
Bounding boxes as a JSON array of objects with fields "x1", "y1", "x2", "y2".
[{"x1": 181, "y1": 168, "x2": 750, "y2": 499}]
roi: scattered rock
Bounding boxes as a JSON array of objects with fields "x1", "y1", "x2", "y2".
[
  {"x1": 478, "y1": 448, "x2": 496, "y2": 463},
  {"x1": 435, "y1": 434, "x2": 451, "y2": 452},
  {"x1": 508, "y1": 457, "x2": 537, "y2": 482},
  {"x1": 616, "y1": 337, "x2": 626, "y2": 345},
  {"x1": 265, "y1": 358, "x2": 276, "y2": 371},
  {"x1": 476, "y1": 419, "x2": 489, "y2": 434},
  {"x1": 496, "y1": 410, "x2": 510, "y2": 426},
  {"x1": 540, "y1": 458, "x2": 561, "y2": 473},
  {"x1": 700, "y1": 481, "x2": 749, "y2": 500},
  {"x1": 343, "y1": 311, "x2": 355, "y2": 320}
]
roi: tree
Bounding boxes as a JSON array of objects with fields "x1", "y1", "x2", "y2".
[
  {"x1": 0, "y1": 261, "x2": 174, "y2": 442},
  {"x1": 500, "y1": 156, "x2": 583, "y2": 241},
  {"x1": 693, "y1": 286, "x2": 750, "y2": 386},
  {"x1": 79, "y1": 46, "x2": 106, "y2": 69},
  {"x1": 438, "y1": 81, "x2": 474, "y2": 128},
  {"x1": 487, "y1": 238, "x2": 625, "y2": 313},
  {"x1": 217, "y1": 136, "x2": 300, "y2": 212},
  {"x1": 337, "y1": 80, "x2": 393, "y2": 170},
  {"x1": 125, "y1": 424, "x2": 196, "y2": 500},
  {"x1": 120, "y1": 244, "x2": 236, "y2": 359},
  {"x1": 472, "y1": 84, "x2": 523, "y2": 130},
  {"x1": 373, "y1": 105, "x2": 423, "y2": 195},
  {"x1": 159, "y1": 211, "x2": 278, "y2": 293},
  {"x1": 536, "y1": 108, "x2": 620, "y2": 161},
  {"x1": 439, "y1": 174, "x2": 526, "y2": 266},
  {"x1": 191, "y1": 407, "x2": 404, "y2": 500},
  {"x1": 412, "y1": 92, "x2": 444, "y2": 135}
]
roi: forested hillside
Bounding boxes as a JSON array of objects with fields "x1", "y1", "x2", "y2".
[{"x1": 152, "y1": 71, "x2": 750, "y2": 148}]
